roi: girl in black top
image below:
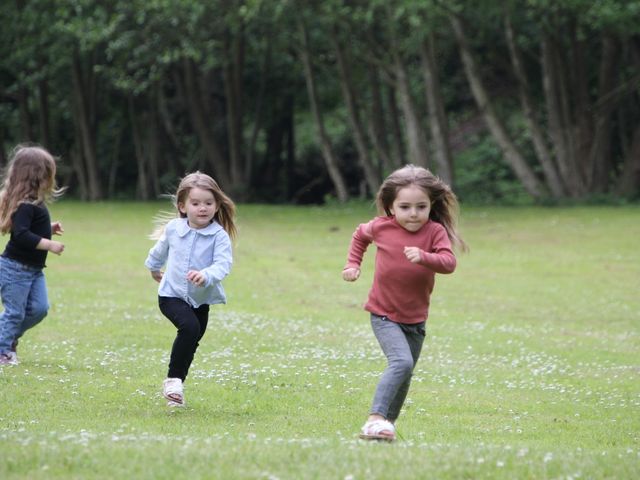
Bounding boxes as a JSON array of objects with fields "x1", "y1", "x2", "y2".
[{"x1": 0, "y1": 145, "x2": 65, "y2": 365}]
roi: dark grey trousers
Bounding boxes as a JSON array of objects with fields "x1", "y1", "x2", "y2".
[{"x1": 369, "y1": 314, "x2": 426, "y2": 421}]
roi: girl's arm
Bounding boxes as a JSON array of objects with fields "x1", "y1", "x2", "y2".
[
  {"x1": 199, "y1": 231, "x2": 233, "y2": 286},
  {"x1": 12, "y1": 206, "x2": 64, "y2": 255},
  {"x1": 145, "y1": 231, "x2": 170, "y2": 273},
  {"x1": 11, "y1": 205, "x2": 42, "y2": 249},
  {"x1": 36, "y1": 238, "x2": 64, "y2": 255},
  {"x1": 40, "y1": 221, "x2": 65, "y2": 255},
  {"x1": 342, "y1": 220, "x2": 374, "y2": 281},
  {"x1": 404, "y1": 226, "x2": 457, "y2": 274}
]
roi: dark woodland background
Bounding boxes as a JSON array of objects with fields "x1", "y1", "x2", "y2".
[{"x1": 1, "y1": 0, "x2": 639, "y2": 204}]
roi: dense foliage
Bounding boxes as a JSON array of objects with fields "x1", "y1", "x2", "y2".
[{"x1": 1, "y1": 0, "x2": 639, "y2": 203}]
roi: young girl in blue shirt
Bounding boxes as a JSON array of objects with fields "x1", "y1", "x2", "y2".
[
  {"x1": 145, "y1": 172, "x2": 237, "y2": 406},
  {"x1": 0, "y1": 145, "x2": 65, "y2": 365}
]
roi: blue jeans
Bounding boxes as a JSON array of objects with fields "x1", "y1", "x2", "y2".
[
  {"x1": 370, "y1": 314, "x2": 426, "y2": 421},
  {"x1": 0, "y1": 256, "x2": 49, "y2": 354}
]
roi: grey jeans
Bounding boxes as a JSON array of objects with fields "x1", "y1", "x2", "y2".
[{"x1": 370, "y1": 314, "x2": 426, "y2": 421}]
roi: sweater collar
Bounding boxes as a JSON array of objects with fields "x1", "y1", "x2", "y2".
[
  {"x1": 175, "y1": 217, "x2": 223, "y2": 237},
  {"x1": 389, "y1": 215, "x2": 432, "y2": 232}
]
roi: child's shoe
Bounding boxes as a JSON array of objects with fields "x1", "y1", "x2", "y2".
[
  {"x1": 9, "y1": 340, "x2": 18, "y2": 365},
  {"x1": 359, "y1": 419, "x2": 396, "y2": 442},
  {"x1": 162, "y1": 377, "x2": 185, "y2": 406},
  {"x1": 0, "y1": 353, "x2": 17, "y2": 365}
]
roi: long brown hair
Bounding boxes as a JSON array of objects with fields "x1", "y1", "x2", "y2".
[
  {"x1": 376, "y1": 165, "x2": 467, "y2": 252},
  {"x1": 0, "y1": 144, "x2": 65, "y2": 234},
  {"x1": 151, "y1": 171, "x2": 237, "y2": 240}
]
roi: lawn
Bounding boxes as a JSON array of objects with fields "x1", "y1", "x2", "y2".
[{"x1": 0, "y1": 202, "x2": 638, "y2": 479}]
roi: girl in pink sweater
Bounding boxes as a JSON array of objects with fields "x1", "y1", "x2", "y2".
[{"x1": 343, "y1": 165, "x2": 467, "y2": 441}]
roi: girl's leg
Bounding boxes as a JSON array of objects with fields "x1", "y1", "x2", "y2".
[
  {"x1": 17, "y1": 271, "x2": 49, "y2": 339},
  {"x1": 158, "y1": 297, "x2": 205, "y2": 381},
  {"x1": 0, "y1": 258, "x2": 35, "y2": 354},
  {"x1": 369, "y1": 314, "x2": 417, "y2": 419},
  {"x1": 386, "y1": 323, "x2": 425, "y2": 421},
  {"x1": 182, "y1": 303, "x2": 209, "y2": 380}
]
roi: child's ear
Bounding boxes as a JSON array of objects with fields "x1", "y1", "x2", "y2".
[{"x1": 178, "y1": 202, "x2": 186, "y2": 215}]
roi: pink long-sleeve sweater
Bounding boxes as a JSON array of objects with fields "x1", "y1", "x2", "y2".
[{"x1": 344, "y1": 216, "x2": 456, "y2": 324}]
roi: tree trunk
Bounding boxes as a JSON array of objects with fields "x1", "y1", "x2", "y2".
[
  {"x1": 182, "y1": 58, "x2": 231, "y2": 187},
  {"x1": 18, "y1": 86, "x2": 33, "y2": 141},
  {"x1": 332, "y1": 27, "x2": 379, "y2": 195},
  {"x1": 420, "y1": 36, "x2": 453, "y2": 184},
  {"x1": 616, "y1": 124, "x2": 640, "y2": 196},
  {"x1": 569, "y1": 22, "x2": 594, "y2": 187},
  {"x1": 588, "y1": 35, "x2": 619, "y2": 192},
  {"x1": 37, "y1": 78, "x2": 51, "y2": 149},
  {"x1": 156, "y1": 80, "x2": 187, "y2": 179},
  {"x1": 157, "y1": 81, "x2": 180, "y2": 152},
  {"x1": 148, "y1": 94, "x2": 161, "y2": 198},
  {"x1": 70, "y1": 143, "x2": 88, "y2": 200},
  {"x1": 450, "y1": 14, "x2": 542, "y2": 199},
  {"x1": 107, "y1": 122, "x2": 123, "y2": 198},
  {"x1": 298, "y1": 17, "x2": 348, "y2": 202},
  {"x1": 541, "y1": 34, "x2": 586, "y2": 197},
  {"x1": 386, "y1": 85, "x2": 405, "y2": 168},
  {"x1": 284, "y1": 94, "x2": 295, "y2": 200},
  {"x1": 222, "y1": 28, "x2": 245, "y2": 190},
  {"x1": 366, "y1": 64, "x2": 393, "y2": 175},
  {"x1": 542, "y1": 35, "x2": 575, "y2": 196},
  {"x1": 71, "y1": 49, "x2": 102, "y2": 200},
  {"x1": 504, "y1": 14, "x2": 564, "y2": 198},
  {"x1": 393, "y1": 52, "x2": 430, "y2": 168},
  {"x1": 260, "y1": 100, "x2": 288, "y2": 198},
  {"x1": 245, "y1": 33, "x2": 271, "y2": 186},
  {"x1": 128, "y1": 95, "x2": 149, "y2": 200}
]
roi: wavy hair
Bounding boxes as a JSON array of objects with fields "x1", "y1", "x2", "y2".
[
  {"x1": 151, "y1": 171, "x2": 237, "y2": 240},
  {"x1": 0, "y1": 144, "x2": 65, "y2": 234},
  {"x1": 376, "y1": 165, "x2": 467, "y2": 252}
]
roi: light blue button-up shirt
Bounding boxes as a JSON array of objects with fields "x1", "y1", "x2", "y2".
[{"x1": 145, "y1": 218, "x2": 232, "y2": 307}]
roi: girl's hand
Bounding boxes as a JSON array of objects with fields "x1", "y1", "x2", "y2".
[
  {"x1": 49, "y1": 240, "x2": 65, "y2": 255},
  {"x1": 187, "y1": 270, "x2": 206, "y2": 287},
  {"x1": 51, "y1": 222, "x2": 64, "y2": 236},
  {"x1": 404, "y1": 246, "x2": 422, "y2": 264},
  {"x1": 342, "y1": 267, "x2": 360, "y2": 282},
  {"x1": 36, "y1": 238, "x2": 64, "y2": 254},
  {"x1": 150, "y1": 271, "x2": 163, "y2": 283}
]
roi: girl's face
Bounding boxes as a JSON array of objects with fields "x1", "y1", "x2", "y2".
[
  {"x1": 390, "y1": 184, "x2": 431, "y2": 232},
  {"x1": 178, "y1": 187, "x2": 218, "y2": 229}
]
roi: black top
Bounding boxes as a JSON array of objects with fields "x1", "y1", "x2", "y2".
[{"x1": 2, "y1": 202, "x2": 51, "y2": 268}]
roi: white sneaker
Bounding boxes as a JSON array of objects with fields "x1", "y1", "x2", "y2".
[
  {"x1": 359, "y1": 419, "x2": 396, "y2": 441},
  {"x1": 162, "y1": 377, "x2": 184, "y2": 405},
  {"x1": 8, "y1": 351, "x2": 18, "y2": 365},
  {"x1": 10, "y1": 340, "x2": 18, "y2": 364},
  {"x1": 0, "y1": 353, "x2": 16, "y2": 365}
]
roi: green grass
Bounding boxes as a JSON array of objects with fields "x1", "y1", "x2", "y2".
[{"x1": 0, "y1": 202, "x2": 638, "y2": 479}]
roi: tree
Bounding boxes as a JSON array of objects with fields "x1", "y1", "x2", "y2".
[
  {"x1": 445, "y1": 0, "x2": 640, "y2": 199},
  {"x1": 297, "y1": 11, "x2": 349, "y2": 202},
  {"x1": 1, "y1": 0, "x2": 638, "y2": 202}
]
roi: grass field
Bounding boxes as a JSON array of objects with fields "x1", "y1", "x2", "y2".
[{"x1": 0, "y1": 202, "x2": 638, "y2": 479}]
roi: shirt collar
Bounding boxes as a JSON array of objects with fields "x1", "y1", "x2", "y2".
[{"x1": 175, "y1": 217, "x2": 223, "y2": 237}]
